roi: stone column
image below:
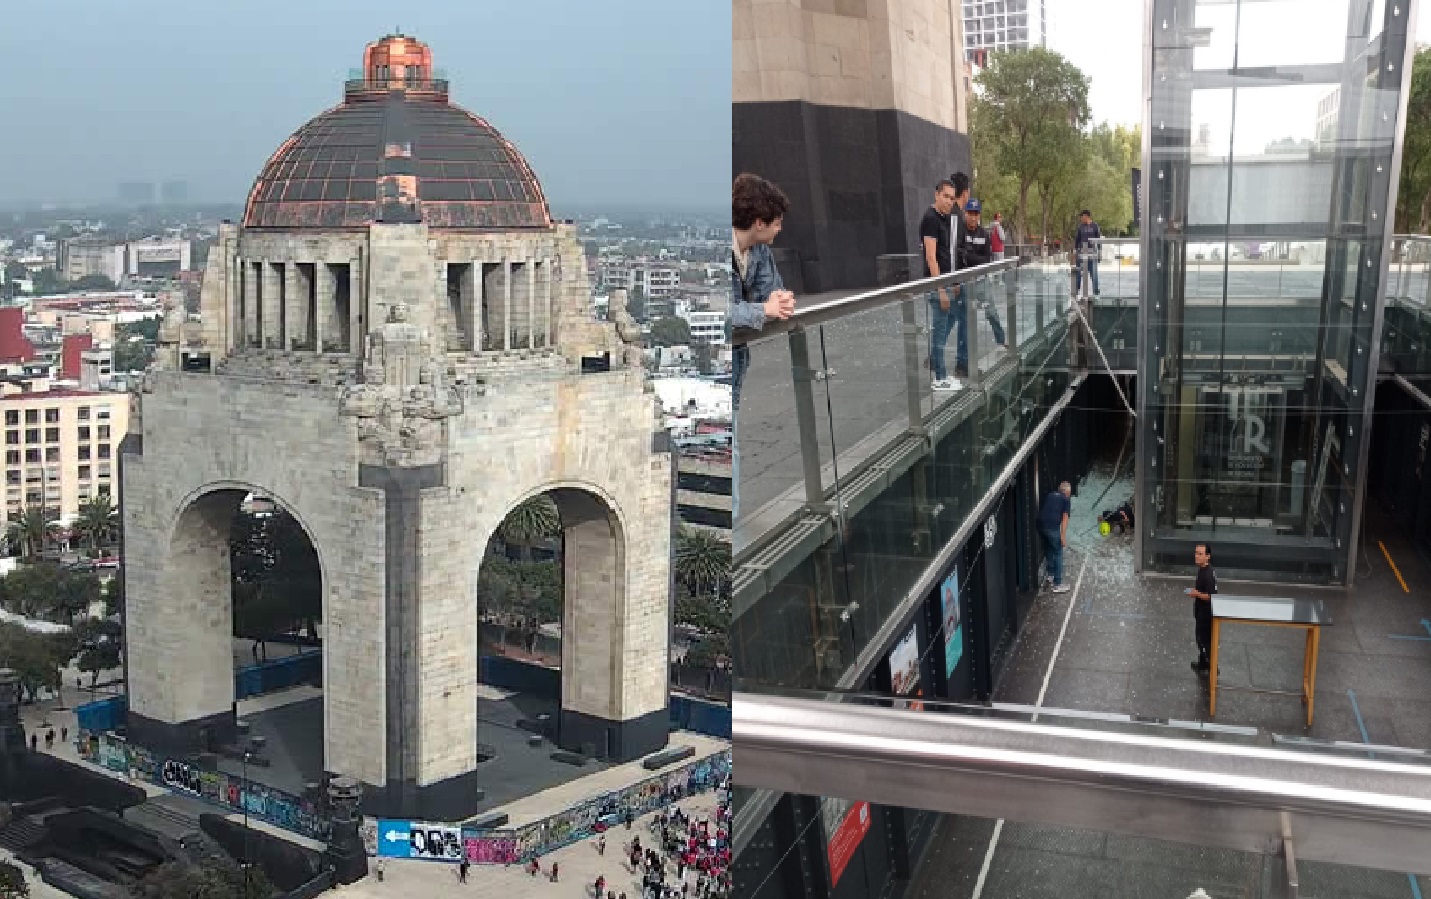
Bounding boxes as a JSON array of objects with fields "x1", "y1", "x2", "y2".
[
  {"x1": 349, "y1": 260, "x2": 363, "y2": 357},
  {"x1": 261, "y1": 262, "x2": 282, "y2": 350},
  {"x1": 526, "y1": 259, "x2": 537, "y2": 350},
  {"x1": 502, "y1": 260, "x2": 512, "y2": 351},
  {"x1": 245, "y1": 261, "x2": 260, "y2": 348},
  {"x1": 283, "y1": 263, "x2": 299, "y2": 351},
  {"x1": 543, "y1": 257, "x2": 554, "y2": 349},
  {"x1": 315, "y1": 263, "x2": 332, "y2": 353},
  {"x1": 467, "y1": 261, "x2": 482, "y2": 352}
]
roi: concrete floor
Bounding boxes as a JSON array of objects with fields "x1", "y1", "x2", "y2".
[
  {"x1": 229, "y1": 684, "x2": 611, "y2": 814},
  {"x1": 905, "y1": 438, "x2": 1431, "y2": 898}
]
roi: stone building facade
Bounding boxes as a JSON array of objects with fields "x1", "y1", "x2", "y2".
[{"x1": 120, "y1": 34, "x2": 673, "y2": 820}]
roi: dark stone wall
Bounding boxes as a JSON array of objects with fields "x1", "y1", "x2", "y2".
[{"x1": 733, "y1": 100, "x2": 972, "y2": 294}]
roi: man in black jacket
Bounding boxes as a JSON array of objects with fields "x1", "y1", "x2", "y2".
[{"x1": 954, "y1": 199, "x2": 1006, "y2": 376}]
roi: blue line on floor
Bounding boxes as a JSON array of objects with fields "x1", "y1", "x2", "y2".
[
  {"x1": 1410, "y1": 873, "x2": 1424, "y2": 899},
  {"x1": 1423, "y1": 619, "x2": 1431, "y2": 638},
  {"x1": 1082, "y1": 611, "x2": 1149, "y2": 620},
  {"x1": 1386, "y1": 634, "x2": 1431, "y2": 641},
  {"x1": 1347, "y1": 689, "x2": 1375, "y2": 760}
]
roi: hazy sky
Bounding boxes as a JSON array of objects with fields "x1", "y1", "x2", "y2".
[
  {"x1": 0, "y1": 0, "x2": 731, "y2": 211},
  {"x1": 1050, "y1": 0, "x2": 1431, "y2": 128}
]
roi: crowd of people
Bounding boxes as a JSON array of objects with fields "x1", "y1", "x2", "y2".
[
  {"x1": 516, "y1": 780, "x2": 731, "y2": 898},
  {"x1": 621, "y1": 780, "x2": 731, "y2": 899}
]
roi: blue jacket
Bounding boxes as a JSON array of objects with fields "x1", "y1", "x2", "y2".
[
  {"x1": 1075, "y1": 221, "x2": 1102, "y2": 251},
  {"x1": 729, "y1": 241, "x2": 782, "y2": 343}
]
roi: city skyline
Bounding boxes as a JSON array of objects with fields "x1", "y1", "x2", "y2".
[{"x1": 0, "y1": 0, "x2": 731, "y2": 209}]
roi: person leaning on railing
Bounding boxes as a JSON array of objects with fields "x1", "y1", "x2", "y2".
[{"x1": 729, "y1": 173, "x2": 797, "y2": 518}]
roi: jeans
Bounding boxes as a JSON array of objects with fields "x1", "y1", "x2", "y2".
[
  {"x1": 1040, "y1": 528, "x2": 1064, "y2": 585},
  {"x1": 928, "y1": 292, "x2": 957, "y2": 380},
  {"x1": 1076, "y1": 256, "x2": 1100, "y2": 295},
  {"x1": 953, "y1": 282, "x2": 1005, "y2": 372}
]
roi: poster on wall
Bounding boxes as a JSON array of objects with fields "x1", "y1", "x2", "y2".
[
  {"x1": 941, "y1": 568, "x2": 963, "y2": 679},
  {"x1": 888, "y1": 623, "x2": 924, "y2": 711},
  {"x1": 377, "y1": 820, "x2": 464, "y2": 861},
  {"x1": 823, "y1": 799, "x2": 872, "y2": 888}
]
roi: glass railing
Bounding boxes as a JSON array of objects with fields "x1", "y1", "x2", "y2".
[
  {"x1": 733, "y1": 256, "x2": 1076, "y2": 695},
  {"x1": 1382, "y1": 235, "x2": 1431, "y2": 375},
  {"x1": 734, "y1": 691, "x2": 1431, "y2": 898}
]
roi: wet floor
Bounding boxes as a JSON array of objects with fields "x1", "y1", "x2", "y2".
[{"x1": 905, "y1": 422, "x2": 1431, "y2": 898}]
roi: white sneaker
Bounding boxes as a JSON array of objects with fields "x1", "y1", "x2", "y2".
[
  {"x1": 1051, "y1": 584, "x2": 1070, "y2": 593},
  {"x1": 931, "y1": 378, "x2": 961, "y2": 391}
]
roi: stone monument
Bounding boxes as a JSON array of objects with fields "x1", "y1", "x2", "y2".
[{"x1": 121, "y1": 33, "x2": 673, "y2": 821}]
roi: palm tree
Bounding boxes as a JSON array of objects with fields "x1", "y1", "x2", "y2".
[
  {"x1": 498, "y1": 495, "x2": 562, "y2": 562},
  {"x1": 674, "y1": 527, "x2": 731, "y2": 607},
  {"x1": 6, "y1": 507, "x2": 54, "y2": 561},
  {"x1": 75, "y1": 494, "x2": 119, "y2": 553}
]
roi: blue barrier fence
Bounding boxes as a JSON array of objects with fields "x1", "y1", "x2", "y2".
[
  {"x1": 234, "y1": 651, "x2": 322, "y2": 700},
  {"x1": 669, "y1": 693, "x2": 731, "y2": 739},
  {"x1": 75, "y1": 696, "x2": 126, "y2": 733}
]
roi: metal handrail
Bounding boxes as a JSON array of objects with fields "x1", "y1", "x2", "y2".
[
  {"x1": 735, "y1": 691, "x2": 1431, "y2": 876},
  {"x1": 734, "y1": 256, "x2": 1029, "y2": 345}
]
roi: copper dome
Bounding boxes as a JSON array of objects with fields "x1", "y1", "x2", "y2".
[{"x1": 242, "y1": 34, "x2": 551, "y2": 230}]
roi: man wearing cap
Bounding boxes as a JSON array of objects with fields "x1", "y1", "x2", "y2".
[{"x1": 955, "y1": 198, "x2": 1007, "y2": 375}]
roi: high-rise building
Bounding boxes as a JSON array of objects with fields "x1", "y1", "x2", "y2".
[{"x1": 962, "y1": 0, "x2": 1047, "y2": 58}]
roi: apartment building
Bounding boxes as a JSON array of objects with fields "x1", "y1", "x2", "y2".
[{"x1": 0, "y1": 383, "x2": 129, "y2": 528}]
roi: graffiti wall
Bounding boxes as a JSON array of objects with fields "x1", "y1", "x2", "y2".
[
  {"x1": 459, "y1": 749, "x2": 731, "y2": 865},
  {"x1": 77, "y1": 730, "x2": 330, "y2": 842}
]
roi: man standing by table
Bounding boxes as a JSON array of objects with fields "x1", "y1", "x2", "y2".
[{"x1": 1188, "y1": 543, "x2": 1218, "y2": 674}]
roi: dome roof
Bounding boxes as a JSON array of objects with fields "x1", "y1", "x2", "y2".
[{"x1": 243, "y1": 34, "x2": 551, "y2": 231}]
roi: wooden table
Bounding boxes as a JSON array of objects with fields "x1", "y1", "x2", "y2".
[{"x1": 1208, "y1": 595, "x2": 1330, "y2": 727}]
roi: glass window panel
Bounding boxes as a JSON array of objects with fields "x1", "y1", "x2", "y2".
[{"x1": 1235, "y1": 0, "x2": 1351, "y2": 68}]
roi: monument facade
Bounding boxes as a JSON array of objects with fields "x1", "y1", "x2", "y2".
[{"x1": 122, "y1": 33, "x2": 673, "y2": 819}]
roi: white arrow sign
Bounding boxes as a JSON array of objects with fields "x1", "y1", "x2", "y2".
[{"x1": 385, "y1": 830, "x2": 407, "y2": 842}]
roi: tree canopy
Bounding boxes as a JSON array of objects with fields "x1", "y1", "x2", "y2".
[
  {"x1": 229, "y1": 508, "x2": 322, "y2": 657},
  {"x1": 649, "y1": 316, "x2": 693, "y2": 347},
  {"x1": 969, "y1": 50, "x2": 1139, "y2": 244},
  {"x1": 0, "y1": 621, "x2": 78, "y2": 703},
  {"x1": 1396, "y1": 46, "x2": 1431, "y2": 233}
]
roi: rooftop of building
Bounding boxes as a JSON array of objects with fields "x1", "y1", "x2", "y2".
[
  {"x1": 0, "y1": 386, "x2": 113, "y2": 403},
  {"x1": 243, "y1": 33, "x2": 551, "y2": 231}
]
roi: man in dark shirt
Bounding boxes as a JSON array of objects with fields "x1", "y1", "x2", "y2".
[
  {"x1": 1188, "y1": 543, "x2": 1218, "y2": 674},
  {"x1": 920, "y1": 178, "x2": 961, "y2": 390},
  {"x1": 1074, "y1": 210, "x2": 1102, "y2": 297},
  {"x1": 1036, "y1": 481, "x2": 1072, "y2": 593}
]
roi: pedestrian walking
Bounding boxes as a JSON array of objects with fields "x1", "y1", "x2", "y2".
[
  {"x1": 920, "y1": 176, "x2": 963, "y2": 391},
  {"x1": 598, "y1": 833, "x2": 606, "y2": 855},
  {"x1": 1188, "y1": 543, "x2": 1218, "y2": 674},
  {"x1": 458, "y1": 858, "x2": 469, "y2": 882},
  {"x1": 551, "y1": 861, "x2": 559, "y2": 883},
  {"x1": 1037, "y1": 481, "x2": 1073, "y2": 593}
]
